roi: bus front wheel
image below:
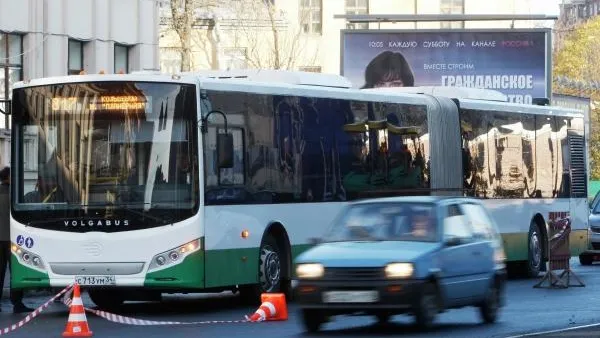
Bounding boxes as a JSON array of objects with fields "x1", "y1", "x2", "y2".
[
  {"x1": 240, "y1": 234, "x2": 284, "y2": 304},
  {"x1": 88, "y1": 289, "x2": 125, "y2": 311}
]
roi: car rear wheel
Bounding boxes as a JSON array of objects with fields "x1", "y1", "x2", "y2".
[
  {"x1": 479, "y1": 283, "x2": 500, "y2": 324},
  {"x1": 301, "y1": 309, "x2": 326, "y2": 333},
  {"x1": 414, "y1": 283, "x2": 438, "y2": 330},
  {"x1": 580, "y1": 254, "x2": 593, "y2": 266}
]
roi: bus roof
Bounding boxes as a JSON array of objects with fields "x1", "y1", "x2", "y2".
[
  {"x1": 10, "y1": 71, "x2": 585, "y2": 118},
  {"x1": 11, "y1": 73, "x2": 200, "y2": 89},
  {"x1": 456, "y1": 97, "x2": 584, "y2": 117},
  {"x1": 364, "y1": 86, "x2": 509, "y2": 102},
  {"x1": 365, "y1": 85, "x2": 583, "y2": 117},
  {"x1": 181, "y1": 69, "x2": 354, "y2": 89}
]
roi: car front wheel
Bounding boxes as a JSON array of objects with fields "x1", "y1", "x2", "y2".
[
  {"x1": 414, "y1": 283, "x2": 438, "y2": 330},
  {"x1": 301, "y1": 309, "x2": 327, "y2": 333}
]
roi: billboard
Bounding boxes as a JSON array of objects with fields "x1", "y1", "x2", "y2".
[{"x1": 341, "y1": 29, "x2": 551, "y2": 104}]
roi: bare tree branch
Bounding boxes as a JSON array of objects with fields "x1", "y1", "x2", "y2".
[{"x1": 161, "y1": 0, "x2": 320, "y2": 72}]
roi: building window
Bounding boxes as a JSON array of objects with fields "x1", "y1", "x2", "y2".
[
  {"x1": 114, "y1": 44, "x2": 130, "y2": 74},
  {"x1": 0, "y1": 33, "x2": 22, "y2": 129},
  {"x1": 68, "y1": 39, "x2": 84, "y2": 75},
  {"x1": 440, "y1": 0, "x2": 464, "y2": 29},
  {"x1": 300, "y1": 0, "x2": 322, "y2": 34},
  {"x1": 299, "y1": 66, "x2": 321, "y2": 73},
  {"x1": 223, "y1": 48, "x2": 247, "y2": 70},
  {"x1": 345, "y1": 0, "x2": 368, "y2": 29}
]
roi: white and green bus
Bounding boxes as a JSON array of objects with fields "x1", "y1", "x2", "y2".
[{"x1": 5, "y1": 70, "x2": 588, "y2": 308}]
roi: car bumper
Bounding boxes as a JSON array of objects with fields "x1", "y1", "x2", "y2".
[{"x1": 293, "y1": 279, "x2": 425, "y2": 314}]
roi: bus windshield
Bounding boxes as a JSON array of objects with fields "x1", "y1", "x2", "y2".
[{"x1": 10, "y1": 81, "x2": 199, "y2": 232}]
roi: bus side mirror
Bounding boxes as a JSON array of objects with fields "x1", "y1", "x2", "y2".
[{"x1": 217, "y1": 133, "x2": 234, "y2": 169}]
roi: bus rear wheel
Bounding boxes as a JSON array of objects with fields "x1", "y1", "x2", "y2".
[
  {"x1": 525, "y1": 222, "x2": 543, "y2": 278},
  {"x1": 88, "y1": 289, "x2": 125, "y2": 311}
]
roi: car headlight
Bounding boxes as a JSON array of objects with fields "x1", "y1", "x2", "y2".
[
  {"x1": 296, "y1": 263, "x2": 324, "y2": 279},
  {"x1": 385, "y1": 263, "x2": 414, "y2": 278}
]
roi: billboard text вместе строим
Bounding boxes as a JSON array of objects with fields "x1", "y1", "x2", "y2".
[{"x1": 341, "y1": 29, "x2": 551, "y2": 104}]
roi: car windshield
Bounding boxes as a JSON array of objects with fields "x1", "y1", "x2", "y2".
[
  {"x1": 324, "y1": 202, "x2": 438, "y2": 242},
  {"x1": 593, "y1": 192, "x2": 600, "y2": 214}
]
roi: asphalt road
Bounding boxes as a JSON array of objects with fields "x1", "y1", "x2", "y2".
[{"x1": 1, "y1": 258, "x2": 600, "y2": 338}]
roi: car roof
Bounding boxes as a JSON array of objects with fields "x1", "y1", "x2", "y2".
[{"x1": 350, "y1": 195, "x2": 482, "y2": 206}]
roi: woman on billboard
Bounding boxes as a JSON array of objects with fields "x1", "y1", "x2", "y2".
[{"x1": 361, "y1": 51, "x2": 415, "y2": 89}]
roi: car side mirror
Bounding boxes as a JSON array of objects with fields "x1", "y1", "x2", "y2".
[
  {"x1": 444, "y1": 236, "x2": 462, "y2": 247},
  {"x1": 217, "y1": 133, "x2": 234, "y2": 169}
]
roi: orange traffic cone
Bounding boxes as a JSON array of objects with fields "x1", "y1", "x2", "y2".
[
  {"x1": 246, "y1": 293, "x2": 288, "y2": 322},
  {"x1": 63, "y1": 284, "x2": 93, "y2": 337}
]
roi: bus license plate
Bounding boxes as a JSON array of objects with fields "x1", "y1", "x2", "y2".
[
  {"x1": 323, "y1": 290, "x2": 379, "y2": 303},
  {"x1": 74, "y1": 275, "x2": 116, "y2": 286}
]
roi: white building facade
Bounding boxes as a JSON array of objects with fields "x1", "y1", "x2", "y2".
[
  {"x1": 159, "y1": 0, "x2": 556, "y2": 76},
  {"x1": 0, "y1": 0, "x2": 160, "y2": 167}
]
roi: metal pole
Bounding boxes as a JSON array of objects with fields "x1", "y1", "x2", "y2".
[
  {"x1": 333, "y1": 14, "x2": 559, "y2": 23},
  {"x1": 414, "y1": 0, "x2": 418, "y2": 29}
]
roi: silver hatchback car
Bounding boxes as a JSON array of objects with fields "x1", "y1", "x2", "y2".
[{"x1": 580, "y1": 191, "x2": 600, "y2": 265}]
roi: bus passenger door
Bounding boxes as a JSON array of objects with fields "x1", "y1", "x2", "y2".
[{"x1": 203, "y1": 126, "x2": 256, "y2": 289}]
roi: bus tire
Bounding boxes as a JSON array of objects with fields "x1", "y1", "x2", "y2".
[
  {"x1": 526, "y1": 222, "x2": 543, "y2": 278},
  {"x1": 258, "y1": 234, "x2": 282, "y2": 292},
  {"x1": 240, "y1": 234, "x2": 284, "y2": 304},
  {"x1": 88, "y1": 289, "x2": 124, "y2": 311}
]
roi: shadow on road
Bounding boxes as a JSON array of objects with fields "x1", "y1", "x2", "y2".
[
  {"x1": 296, "y1": 320, "x2": 493, "y2": 337},
  {"x1": 87, "y1": 291, "x2": 256, "y2": 315}
]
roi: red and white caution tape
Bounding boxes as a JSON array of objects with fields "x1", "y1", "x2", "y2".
[
  {"x1": 62, "y1": 293, "x2": 249, "y2": 325},
  {"x1": 0, "y1": 283, "x2": 74, "y2": 335},
  {"x1": 86, "y1": 308, "x2": 249, "y2": 325}
]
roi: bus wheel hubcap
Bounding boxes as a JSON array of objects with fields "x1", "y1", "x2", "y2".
[
  {"x1": 530, "y1": 230, "x2": 541, "y2": 268},
  {"x1": 260, "y1": 246, "x2": 280, "y2": 292}
]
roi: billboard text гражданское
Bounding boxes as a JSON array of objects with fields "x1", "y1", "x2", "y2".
[{"x1": 341, "y1": 29, "x2": 551, "y2": 104}]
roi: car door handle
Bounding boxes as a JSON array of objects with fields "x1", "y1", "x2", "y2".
[{"x1": 472, "y1": 251, "x2": 481, "y2": 256}]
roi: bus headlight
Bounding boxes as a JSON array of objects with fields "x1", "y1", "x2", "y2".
[
  {"x1": 296, "y1": 263, "x2": 324, "y2": 279},
  {"x1": 148, "y1": 239, "x2": 201, "y2": 272},
  {"x1": 385, "y1": 263, "x2": 414, "y2": 279},
  {"x1": 11, "y1": 243, "x2": 45, "y2": 271}
]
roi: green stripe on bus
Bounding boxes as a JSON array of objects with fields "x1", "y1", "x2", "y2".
[
  {"x1": 203, "y1": 243, "x2": 315, "y2": 288},
  {"x1": 144, "y1": 249, "x2": 204, "y2": 288},
  {"x1": 10, "y1": 255, "x2": 50, "y2": 289},
  {"x1": 501, "y1": 230, "x2": 588, "y2": 262}
]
